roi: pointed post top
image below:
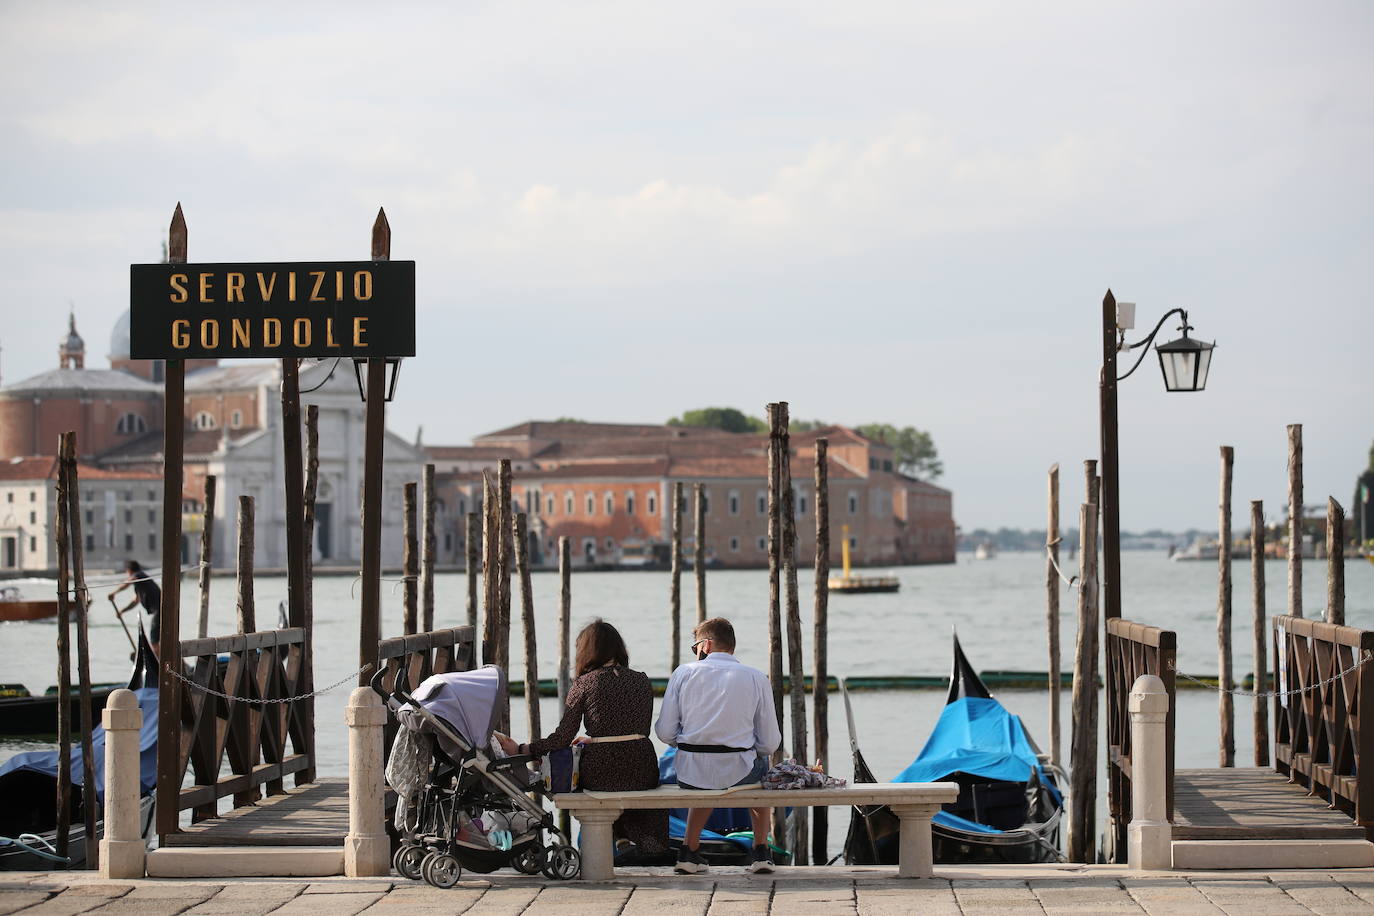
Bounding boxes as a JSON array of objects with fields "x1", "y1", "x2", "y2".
[
  {"x1": 371, "y1": 208, "x2": 391, "y2": 261},
  {"x1": 1103, "y1": 288, "x2": 1115, "y2": 307},
  {"x1": 168, "y1": 203, "x2": 187, "y2": 264}
]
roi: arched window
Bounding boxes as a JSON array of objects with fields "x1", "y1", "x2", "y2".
[
  {"x1": 230, "y1": 409, "x2": 243, "y2": 428},
  {"x1": 547, "y1": 495, "x2": 555, "y2": 515},
  {"x1": 604, "y1": 492, "x2": 614, "y2": 515},
  {"x1": 647, "y1": 492, "x2": 657, "y2": 515},
  {"x1": 194, "y1": 411, "x2": 216, "y2": 430},
  {"x1": 565, "y1": 492, "x2": 574, "y2": 515},
  {"x1": 115, "y1": 413, "x2": 147, "y2": 435},
  {"x1": 626, "y1": 492, "x2": 636, "y2": 515},
  {"x1": 586, "y1": 494, "x2": 595, "y2": 515}
]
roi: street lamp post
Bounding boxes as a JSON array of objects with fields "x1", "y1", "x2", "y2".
[{"x1": 1098, "y1": 288, "x2": 1214, "y2": 858}]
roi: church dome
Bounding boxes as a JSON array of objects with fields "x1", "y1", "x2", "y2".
[{"x1": 109, "y1": 309, "x2": 131, "y2": 360}]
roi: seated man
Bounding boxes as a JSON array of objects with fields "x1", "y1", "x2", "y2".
[{"x1": 655, "y1": 616, "x2": 782, "y2": 874}]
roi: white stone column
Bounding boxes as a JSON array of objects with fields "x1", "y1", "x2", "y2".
[
  {"x1": 572, "y1": 809, "x2": 620, "y2": 881},
  {"x1": 1128, "y1": 674, "x2": 1171, "y2": 870},
  {"x1": 890, "y1": 803, "x2": 942, "y2": 878},
  {"x1": 344, "y1": 687, "x2": 390, "y2": 876},
  {"x1": 99, "y1": 688, "x2": 145, "y2": 878}
]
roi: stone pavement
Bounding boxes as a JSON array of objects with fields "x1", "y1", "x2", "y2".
[{"x1": 5, "y1": 865, "x2": 1374, "y2": 915}]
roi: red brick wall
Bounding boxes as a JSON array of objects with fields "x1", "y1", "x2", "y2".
[{"x1": 0, "y1": 394, "x2": 160, "y2": 458}]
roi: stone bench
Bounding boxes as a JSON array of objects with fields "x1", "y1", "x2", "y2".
[{"x1": 553, "y1": 782, "x2": 958, "y2": 881}]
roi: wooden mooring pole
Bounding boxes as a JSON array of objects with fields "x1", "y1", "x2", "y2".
[
  {"x1": 780, "y1": 407, "x2": 808, "y2": 864},
  {"x1": 1067, "y1": 498, "x2": 1099, "y2": 864},
  {"x1": 1288, "y1": 424, "x2": 1303, "y2": 618},
  {"x1": 197, "y1": 475, "x2": 216, "y2": 639},
  {"x1": 358, "y1": 208, "x2": 391, "y2": 686},
  {"x1": 515, "y1": 513, "x2": 540, "y2": 738},
  {"x1": 1251, "y1": 499, "x2": 1269, "y2": 767},
  {"x1": 765, "y1": 401, "x2": 786, "y2": 850},
  {"x1": 557, "y1": 535, "x2": 572, "y2": 840},
  {"x1": 60, "y1": 436, "x2": 98, "y2": 868},
  {"x1": 766, "y1": 404, "x2": 785, "y2": 744},
  {"x1": 694, "y1": 482, "x2": 707, "y2": 624},
  {"x1": 403, "y1": 482, "x2": 418, "y2": 635},
  {"x1": 236, "y1": 495, "x2": 256, "y2": 634},
  {"x1": 670, "y1": 481, "x2": 684, "y2": 672},
  {"x1": 558, "y1": 536, "x2": 572, "y2": 710},
  {"x1": 485, "y1": 474, "x2": 497, "y2": 656},
  {"x1": 811, "y1": 438, "x2": 830, "y2": 866},
  {"x1": 421, "y1": 464, "x2": 436, "y2": 633},
  {"x1": 1327, "y1": 498, "x2": 1345, "y2": 625},
  {"x1": 466, "y1": 511, "x2": 479, "y2": 632},
  {"x1": 54, "y1": 433, "x2": 73, "y2": 860},
  {"x1": 1046, "y1": 463, "x2": 1062, "y2": 770},
  {"x1": 497, "y1": 459, "x2": 513, "y2": 732},
  {"x1": 156, "y1": 203, "x2": 187, "y2": 836},
  {"x1": 1218, "y1": 446, "x2": 1235, "y2": 767},
  {"x1": 303, "y1": 405, "x2": 319, "y2": 738}
]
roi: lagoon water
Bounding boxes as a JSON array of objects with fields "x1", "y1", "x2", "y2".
[{"x1": 4, "y1": 550, "x2": 1372, "y2": 854}]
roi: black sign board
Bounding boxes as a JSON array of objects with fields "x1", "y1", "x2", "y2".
[{"x1": 129, "y1": 260, "x2": 415, "y2": 359}]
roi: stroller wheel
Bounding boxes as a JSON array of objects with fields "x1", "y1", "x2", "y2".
[
  {"x1": 541, "y1": 845, "x2": 581, "y2": 881},
  {"x1": 422, "y1": 852, "x2": 462, "y2": 889},
  {"x1": 393, "y1": 845, "x2": 426, "y2": 881},
  {"x1": 511, "y1": 844, "x2": 543, "y2": 875}
]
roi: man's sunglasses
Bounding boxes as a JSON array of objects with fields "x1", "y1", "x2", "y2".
[{"x1": 691, "y1": 638, "x2": 712, "y2": 652}]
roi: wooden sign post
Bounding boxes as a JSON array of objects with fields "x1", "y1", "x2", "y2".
[{"x1": 130, "y1": 206, "x2": 415, "y2": 838}]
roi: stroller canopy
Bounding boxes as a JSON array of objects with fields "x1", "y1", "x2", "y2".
[{"x1": 401, "y1": 665, "x2": 506, "y2": 747}]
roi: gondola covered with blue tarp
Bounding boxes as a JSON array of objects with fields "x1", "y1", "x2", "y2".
[{"x1": 844, "y1": 634, "x2": 1064, "y2": 865}]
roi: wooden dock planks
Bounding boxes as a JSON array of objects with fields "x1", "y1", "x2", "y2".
[
  {"x1": 1172, "y1": 768, "x2": 1366, "y2": 840},
  {"x1": 163, "y1": 779, "x2": 349, "y2": 847}
]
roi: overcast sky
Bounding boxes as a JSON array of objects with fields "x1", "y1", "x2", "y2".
[{"x1": 1, "y1": 2, "x2": 1370, "y2": 531}]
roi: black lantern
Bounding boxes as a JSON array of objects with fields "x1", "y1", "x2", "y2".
[
  {"x1": 352, "y1": 357, "x2": 403, "y2": 402},
  {"x1": 1153, "y1": 323, "x2": 1215, "y2": 392}
]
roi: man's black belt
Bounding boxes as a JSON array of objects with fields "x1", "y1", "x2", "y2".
[{"x1": 677, "y1": 742, "x2": 753, "y2": 754}]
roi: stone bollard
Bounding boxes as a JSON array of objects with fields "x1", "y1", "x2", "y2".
[
  {"x1": 344, "y1": 686, "x2": 391, "y2": 876},
  {"x1": 100, "y1": 688, "x2": 145, "y2": 878},
  {"x1": 1127, "y1": 674, "x2": 1171, "y2": 870}
]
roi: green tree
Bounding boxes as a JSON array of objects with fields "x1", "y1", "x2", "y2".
[
  {"x1": 551, "y1": 417, "x2": 587, "y2": 424},
  {"x1": 856, "y1": 423, "x2": 943, "y2": 480},
  {"x1": 789, "y1": 418, "x2": 829, "y2": 432},
  {"x1": 666, "y1": 407, "x2": 767, "y2": 434}
]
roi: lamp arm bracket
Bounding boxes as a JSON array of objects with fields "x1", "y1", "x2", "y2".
[{"x1": 1117, "y1": 307, "x2": 1188, "y2": 382}]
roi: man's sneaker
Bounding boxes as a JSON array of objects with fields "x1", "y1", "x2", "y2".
[
  {"x1": 747, "y1": 844, "x2": 775, "y2": 874},
  {"x1": 675, "y1": 845, "x2": 709, "y2": 874}
]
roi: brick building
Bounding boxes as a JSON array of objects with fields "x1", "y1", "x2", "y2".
[{"x1": 429, "y1": 421, "x2": 956, "y2": 569}]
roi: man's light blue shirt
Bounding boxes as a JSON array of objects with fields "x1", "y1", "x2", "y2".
[{"x1": 654, "y1": 651, "x2": 782, "y2": 790}]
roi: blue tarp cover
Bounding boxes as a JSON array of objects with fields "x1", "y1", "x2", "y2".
[
  {"x1": 893, "y1": 696, "x2": 1040, "y2": 786},
  {"x1": 933, "y1": 809, "x2": 1005, "y2": 834},
  {"x1": 0, "y1": 687, "x2": 158, "y2": 800}
]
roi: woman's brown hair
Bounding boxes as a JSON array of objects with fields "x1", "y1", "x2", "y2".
[{"x1": 575, "y1": 618, "x2": 629, "y2": 676}]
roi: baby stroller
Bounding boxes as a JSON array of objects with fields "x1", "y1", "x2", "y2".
[{"x1": 373, "y1": 664, "x2": 581, "y2": 887}]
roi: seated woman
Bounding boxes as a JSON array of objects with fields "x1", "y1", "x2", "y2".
[{"x1": 498, "y1": 619, "x2": 667, "y2": 861}]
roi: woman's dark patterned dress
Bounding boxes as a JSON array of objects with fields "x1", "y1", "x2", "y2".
[{"x1": 527, "y1": 664, "x2": 667, "y2": 855}]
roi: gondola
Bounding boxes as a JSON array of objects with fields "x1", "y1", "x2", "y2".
[
  {"x1": 0, "y1": 633, "x2": 158, "y2": 870},
  {"x1": 843, "y1": 634, "x2": 1064, "y2": 865}
]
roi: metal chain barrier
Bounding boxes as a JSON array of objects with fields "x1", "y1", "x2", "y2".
[
  {"x1": 164, "y1": 662, "x2": 373, "y2": 705},
  {"x1": 1175, "y1": 650, "x2": 1373, "y2": 699}
]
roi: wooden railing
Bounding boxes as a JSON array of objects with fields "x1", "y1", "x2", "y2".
[
  {"x1": 376, "y1": 625, "x2": 476, "y2": 752},
  {"x1": 1273, "y1": 614, "x2": 1374, "y2": 838},
  {"x1": 176, "y1": 628, "x2": 312, "y2": 823},
  {"x1": 1105, "y1": 617, "x2": 1176, "y2": 860}
]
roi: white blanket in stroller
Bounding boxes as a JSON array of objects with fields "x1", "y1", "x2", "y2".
[{"x1": 398, "y1": 666, "x2": 504, "y2": 746}]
